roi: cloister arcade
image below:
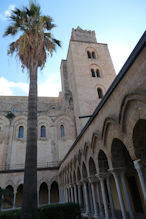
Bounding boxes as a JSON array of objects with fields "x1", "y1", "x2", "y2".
[
  {"x1": 0, "y1": 181, "x2": 59, "y2": 210},
  {"x1": 58, "y1": 94, "x2": 146, "y2": 219}
]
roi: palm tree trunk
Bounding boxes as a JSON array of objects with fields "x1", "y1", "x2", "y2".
[{"x1": 21, "y1": 65, "x2": 38, "y2": 219}]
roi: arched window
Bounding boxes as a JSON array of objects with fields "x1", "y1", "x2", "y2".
[
  {"x1": 96, "y1": 69, "x2": 100, "y2": 77},
  {"x1": 92, "y1": 51, "x2": 96, "y2": 59},
  {"x1": 60, "y1": 125, "x2": 65, "y2": 137},
  {"x1": 18, "y1": 126, "x2": 24, "y2": 138},
  {"x1": 91, "y1": 69, "x2": 95, "y2": 77},
  {"x1": 40, "y1": 125, "x2": 46, "y2": 137},
  {"x1": 87, "y1": 51, "x2": 91, "y2": 58},
  {"x1": 97, "y1": 88, "x2": 103, "y2": 99}
]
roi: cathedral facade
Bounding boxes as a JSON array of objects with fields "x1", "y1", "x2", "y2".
[{"x1": 0, "y1": 28, "x2": 146, "y2": 219}]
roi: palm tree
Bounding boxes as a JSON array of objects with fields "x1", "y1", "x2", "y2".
[{"x1": 3, "y1": 2, "x2": 61, "y2": 219}]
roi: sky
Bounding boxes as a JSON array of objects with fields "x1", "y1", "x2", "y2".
[{"x1": 0, "y1": 0, "x2": 146, "y2": 97}]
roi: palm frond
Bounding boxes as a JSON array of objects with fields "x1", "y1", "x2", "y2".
[
  {"x1": 3, "y1": 25, "x2": 18, "y2": 36},
  {"x1": 30, "y1": 2, "x2": 40, "y2": 17},
  {"x1": 52, "y1": 38, "x2": 61, "y2": 47},
  {"x1": 4, "y1": 1, "x2": 61, "y2": 70}
]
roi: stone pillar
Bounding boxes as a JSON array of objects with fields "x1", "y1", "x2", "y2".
[
  {"x1": 98, "y1": 174, "x2": 110, "y2": 219},
  {"x1": 134, "y1": 159, "x2": 146, "y2": 200},
  {"x1": 120, "y1": 171, "x2": 134, "y2": 219},
  {"x1": 95, "y1": 179, "x2": 104, "y2": 218},
  {"x1": 59, "y1": 187, "x2": 63, "y2": 203},
  {"x1": 83, "y1": 180, "x2": 90, "y2": 216},
  {"x1": 74, "y1": 184, "x2": 77, "y2": 203},
  {"x1": 13, "y1": 189, "x2": 16, "y2": 209},
  {"x1": 71, "y1": 186, "x2": 74, "y2": 202},
  {"x1": 106, "y1": 174, "x2": 116, "y2": 219},
  {"x1": 77, "y1": 183, "x2": 81, "y2": 206},
  {"x1": 66, "y1": 187, "x2": 68, "y2": 202},
  {"x1": 88, "y1": 183, "x2": 94, "y2": 214},
  {"x1": 110, "y1": 169, "x2": 128, "y2": 219},
  {"x1": 48, "y1": 186, "x2": 50, "y2": 204},
  {"x1": 88, "y1": 176, "x2": 100, "y2": 219},
  {"x1": 37, "y1": 189, "x2": 39, "y2": 206}
]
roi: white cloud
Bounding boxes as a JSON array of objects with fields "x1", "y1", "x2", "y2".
[
  {"x1": 0, "y1": 75, "x2": 60, "y2": 97},
  {"x1": 38, "y1": 74, "x2": 60, "y2": 97},
  {"x1": 0, "y1": 77, "x2": 29, "y2": 96},
  {"x1": 0, "y1": 5, "x2": 15, "y2": 20},
  {"x1": 5, "y1": 5, "x2": 15, "y2": 18}
]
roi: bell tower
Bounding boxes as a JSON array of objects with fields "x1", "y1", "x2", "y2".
[{"x1": 61, "y1": 27, "x2": 116, "y2": 134}]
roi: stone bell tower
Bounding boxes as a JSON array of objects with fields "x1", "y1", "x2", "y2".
[{"x1": 61, "y1": 27, "x2": 116, "y2": 134}]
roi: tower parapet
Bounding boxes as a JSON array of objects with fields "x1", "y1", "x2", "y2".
[{"x1": 71, "y1": 26, "x2": 97, "y2": 43}]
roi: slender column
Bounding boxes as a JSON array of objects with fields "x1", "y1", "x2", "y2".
[
  {"x1": 110, "y1": 169, "x2": 128, "y2": 219},
  {"x1": 13, "y1": 190, "x2": 16, "y2": 209},
  {"x1": 120, "y1": 171, "x2": 134, "y2": 219},
  {"x1": 88, "y1": 183, "x2": 94, "y2": 214},
  {"x1": 59, "y1": 187, "x2": 63, "y2": 203},
  {"x1": 89, "y1": 176, "x2": 100, "y2": 219},
  {"x1": 71, "y1": 186, "x2": 74, "y2": 202},
  {"x1": 48, "y1": 186, "x2": 50, "y2": 204},
  {"x1": 96, "y1": 180, "x2": 104, "y2": 217},
  {"x1": 77, "y1": 183, "x2": 81, "y2": 206},
  {"x1": 37, "y1": 190, "x2": 39, "y2": 206},
  {"x1": 99, "y1": 175, "x2": 110, "y2": 219},
  {"x1": 83, "y1": 181, "x2": 90, "y2": 216},
  {"x1": 134, "y1": 159, "x2": 146, "y2": 200},
  {"x1": 69, "y1": 187, "x2": 71, "y2": 202},
  {"x1": 106, "y1": 175, "x2": 116, "y2": 219},
  {"x1": 74, "y1": 185, "x2": 77, "y2": 203},
  {"x1": 66, "y1": 187, "x2": 67, "y2": 202},
  {"x1": 66, "y1": 186, "x2": 69, "y2": 202},
  {"x1": 62, "y1": 187, "x2": 65, "y2": 203}
]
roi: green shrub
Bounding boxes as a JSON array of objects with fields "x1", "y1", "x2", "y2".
[
  {"x1": 0, "y1": 210, "x2": 20, "y2": 219},
  {"x1": 39, "y1": 203, "x2": 81, "y2": 219},
  {"x1": 0, "y1": 203, "x2": 80, "y2": 219}
]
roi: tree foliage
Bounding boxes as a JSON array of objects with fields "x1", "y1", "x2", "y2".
[{"x1": 4, "y1": 2, "x2": 61, "y2": 70}]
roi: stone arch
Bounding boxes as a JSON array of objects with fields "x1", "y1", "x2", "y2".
[
  {"x1": 70, "y1": 172, "x2": 73, "y2": 185},
  {"x1": 3, "y1": 185, "x2": 14, "y2": 209},
  {"x1": 16, "y1": 184, "x2": 23, "y2": 207},
  {"x1": 5, "y1": 180, "x2": 15, "y2": 190},
  {"x1": 73, "y1": 171, "x2": 76, "y2": 184},
  {"x1": 91, "y1": 131, "x2": 101, "y2": 154},
  {"x1": 133, "y1": 119, "x2": 146, "y2": 165},
  {"x1": 88, "y1": 157, "x2": 97, "y2": 176},
  {"x1": 13, "y1": 115, "x2": 27, "y2": 140},
  {"x1": 77, "y1": 166, "x2": 81, "y2": 181},
  {"x1": 119, "y1": 93, "x2": 146, "y2": 133},
  {"x1": 102, "y1": 117, "x2": 120, "y2": 149},
  {"x1": 50, "y1": 181, "x2": 59, "y2": 203},
  {"x1": 98, "y1": 150, "x2": 109, "y2": 172},
  {"x1": 111, "y1": 138, "x2": 133, "y2": 168},
  {"x1": 39, "y1": 182, "x2": 48, "y2": 205},
  {"x1": 95, "y1": 84, "x2": 106, "y2": 97},
  {"x1": 38, "y1": 116, "x2": 53, "y2": 140},
  {"x1": 82, "y1": 162, "x2": 88, "y2": 180},
  {"x1": 55, "y1": 115, "x2": 75, "y2": 139},
  {"x1": 83, "y1": 142, "x2": 89, "y2": 160},
  {"x1": 38, "y1": 177, "x2": 49, "y2": 189},
  {"x1": 77, "y1": 149, "x2": 82, "y2": 165},
  {"x1": 85, "y1": 46, "x2": 98, "y2": 59},
  {"x1": 111, "y1": 138, "x2": 144, "y2": 213},
  {"x1": 90, "y1": 63, "x2": 103, "y2": 77}
]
